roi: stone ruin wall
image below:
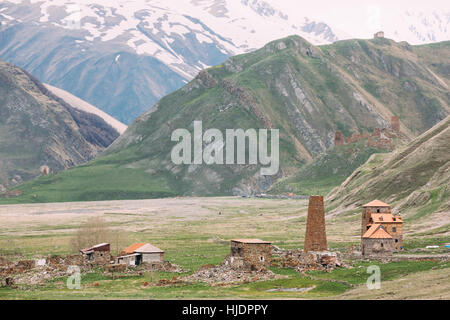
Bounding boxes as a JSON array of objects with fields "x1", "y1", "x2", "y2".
[{"x1": 334, "y1": 116, "x2": 401, "y2": 150}]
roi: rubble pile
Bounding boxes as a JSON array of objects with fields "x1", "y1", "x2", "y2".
[
  {"x1": 184, "y1": 262, "x2": 284, "y2": 286},
  {"x1": 107, "y1": 261, "x2": 184, "y2": 275},
  {"x1": 0, "y1": 252, "x2": 186, "y2": 288},
  {"x1": 272, "y1": 246, "x2": 345, "y2": 272}
]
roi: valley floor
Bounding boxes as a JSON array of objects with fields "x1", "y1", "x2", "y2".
[{"x1": 0, "y1": 197, "x2": 448, "y2": 299}]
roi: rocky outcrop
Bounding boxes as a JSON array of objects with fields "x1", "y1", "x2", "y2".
[
  {"x1": 0, "y1": 60, "x2": 120, "y2": 188},
  {"x1": 221, "y1": 79, "x2": 272, "y2": 128}
]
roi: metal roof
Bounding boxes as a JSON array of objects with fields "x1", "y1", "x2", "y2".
[
  {"x1": 134, "y1": 243, "x2": 164, "y2": 253},
  {"x1": 92, "y1": 243, "x2": 109, "y2": 248},
  {"x1": 363, "y1": 199, "x2": 391, "y2": 207},
  {"x1": 231, "y1": 239, "x2": 271, "y2": 244},
  {"x1": 80, "y1": 243, "x2": 110, "y2": 254}
]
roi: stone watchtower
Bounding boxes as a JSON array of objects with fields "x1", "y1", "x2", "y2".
[{"x1": 304, "y1": 196, "x2": 328, "y2": 252}]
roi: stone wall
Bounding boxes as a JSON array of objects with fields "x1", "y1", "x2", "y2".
[
  {"x1": 362, "y1": 238, "x2": 394, "y2": 257},
  {"x1": 378, "y1": 223, "x2": 403, "y2": 251},
  {"x1": 334, "y1": 125, "x2": 399, "y2": 151},
  {"x1": 304, "y1": 196, "x2": 327, "y2": 252},
  {"x1": 230, "y1": 242, "x2": 272, "y2": 270},
  {"x1": 82, "y1": 251, "x2": 111, "y2": 266},
  {"x1": 142, "y1": 252, "x2": 164, "y2": 263}
]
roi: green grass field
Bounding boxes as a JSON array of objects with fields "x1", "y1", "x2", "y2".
[{"x1": 0, "y1": 197, "x2": 448, "y2": 299}]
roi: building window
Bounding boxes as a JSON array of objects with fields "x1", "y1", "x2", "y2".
[
  {"x1": 395, "y1": 239, "x2": 398, "y2": 243},
  {"x1": 377, "y1": 209, "x2": 380, "y2": 213},
  {"x1": 380, "y1": 243, "x2": 384, "y2": 247},
  {"x1": 392, "y1": 227, "x2": 396, "y2": 232},
  {"x1": 259, "y1": 256, "x2": 265, "y2": 262}
]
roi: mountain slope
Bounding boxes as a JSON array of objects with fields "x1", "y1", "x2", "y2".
[
  {"x1": 0, "y1": 0, "x2": 339, "y2": 123},
  {"x1": 327, "y1": 115, "x2": 450, "y2": 221},
  {"x1": 0, "y1": 60, "x2": 120, "y2": 190},
  {"x1": 2, "y1": 1, "x2": 447, "y2": 123},
  {"x1": 3, "y1": 36, "x2": 449, "y2": 203}
]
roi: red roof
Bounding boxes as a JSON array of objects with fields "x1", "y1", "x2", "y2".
[
  {"x1": 122, "y1": 243, "x2": 146, "y2": 255},
  {"x1": 371, "y1": 213, "x2": 402, "y2": 223},
  {"x1": 122, "y1": 243, "x2": 164, "y2": 254},
  {"x1": 363, "y1": 199, "x2": 390, "y2": 207},
  {"x1": 363, "y1": 224, "x2": 393, "y2": 239}
]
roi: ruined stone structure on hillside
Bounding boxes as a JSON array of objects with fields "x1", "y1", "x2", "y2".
[
  {"x1": 304, "y1": 196, "x2": 328, "y2": 252},
  {"x1": 334, "y1": 131, "x2": 344, "y2": 146},
  {"x1": 361, "y1": 200, "x2": 404, "y2": 256},
  {"x1": 391, "y1": 116, "x2": 400, "y2": 132},
  {"x1": 40, "y1": 165, "x2": 50, "y2": 176},
  {"x1": 333, "y1": 117, "x2": 402, "y2": 150},
  {"x1": 374, "y1": 31, "x2": 385, "y2": 38}
]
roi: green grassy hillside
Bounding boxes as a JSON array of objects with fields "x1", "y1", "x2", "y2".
[
  {"x1": 269, "y1": 141, "x2": 389, "y2": 195},
  {"x1": 327, "y1": 115, "x2": 450, "y2": 220},
  {"x1": 3, "y1": 36, "x2": 449, "y2": 203}
]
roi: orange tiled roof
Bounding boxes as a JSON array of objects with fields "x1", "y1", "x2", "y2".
[
  {"x1": 371, "y1": 213, "x2": 402, "y2": 223},
  {"x1": 363, "y1": 224, "x2": 393, "y2": 239},
  {"x1": 363, "y1": 199, "x2": 390, "y2": 207},
  {"x1": 122, "y1": 243, "x2": 146, "y2": 254}
]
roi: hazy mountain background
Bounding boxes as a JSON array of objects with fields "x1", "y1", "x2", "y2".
[
  {"x1": 4, "y1": 36, "x2": 448, "y2": 203},
  {"x1": 0, "y1": 0, "x2": 448, "y2": 123}
]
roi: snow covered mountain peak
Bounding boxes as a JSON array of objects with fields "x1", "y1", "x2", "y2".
[{"x1": 0, "y1": 0, "x2": 448, "y2": 124}]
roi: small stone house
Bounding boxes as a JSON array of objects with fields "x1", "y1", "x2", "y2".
[
  {"x1": 228, "y1": 239, "x2": 272, "y2": 270},
  {"x1": 362, "y1": 224, "x2": 394, "y2": 257},
  {"x1": 117, "y1": 243, "x2": 164, "y2": 266},
  {"x1": 80, "y1": 243, "x2": 111, "y2": 265}
]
